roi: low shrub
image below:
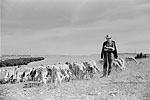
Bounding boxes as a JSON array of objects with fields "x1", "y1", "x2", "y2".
[
  {"x1": 0, "y1": 57, "x2": 45, "y2": 67},
  {"x1": 135, "y1": 52, "x2": 149, "y2": 59}
]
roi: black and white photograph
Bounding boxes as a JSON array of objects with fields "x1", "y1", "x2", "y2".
[{"x1": 1, "y1": 0, "x2": 150, "y2": 100}]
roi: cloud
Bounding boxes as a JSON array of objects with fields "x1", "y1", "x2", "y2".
[
  {"x1": 2, "y1": 0, "x2": 150, "y2": 35},
  {"x1": 1, "y1": 0, "x2": 81, "y2": 36},
  {"x1": 1, "y1": 0, "x2": 150, "y2": 55}
]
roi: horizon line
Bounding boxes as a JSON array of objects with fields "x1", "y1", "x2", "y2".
[{"x1": 1, "y1": 52, "x2": 150, "y2": 57}]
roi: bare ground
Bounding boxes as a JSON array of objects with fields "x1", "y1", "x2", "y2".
[{"x1": 0, "y1": 56, "x2": 150, "y2": 100}]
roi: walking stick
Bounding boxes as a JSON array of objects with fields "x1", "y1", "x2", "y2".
[{"x1": 106, "y1": 52, "x2": 109, "y2": 77}]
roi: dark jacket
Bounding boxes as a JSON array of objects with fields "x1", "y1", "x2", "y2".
[{"x1": 101, "y1": 40, "x2": 118, "y2": 59}]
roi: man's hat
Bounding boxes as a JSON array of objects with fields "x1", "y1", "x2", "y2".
[{"x1": 105, "y1": 35, "x2": 112, "y2": 39}]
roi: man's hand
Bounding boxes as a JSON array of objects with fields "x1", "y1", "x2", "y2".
[
  {"x1": 114, "y1": 58, "x2": 118, "y2": 61},
  {"x1": 104, "y1": 48, "x2": 109, "y2": 51},
  {"x1": 104, "y1": 46, "x2": 115, "y2": 51},
  {"x1": 99, "y1": 58, "x2": 104, "y2": 64}
]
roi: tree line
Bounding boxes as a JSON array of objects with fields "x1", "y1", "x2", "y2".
[
  {"x1": 135, "y1": 52, "x2": 149, "y2": 59},
  {"x1": 0, "y1": 57, "x2": 45, "y2": 67}
]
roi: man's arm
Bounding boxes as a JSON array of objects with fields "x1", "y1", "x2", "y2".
[
  {"x1": 113, "y1": 41, "x2": 118, "y2": 59},
  {"x1": 101, "y1": 42, "x2": 105, "y2": 59},
  {"x1": 105, "y1": 46, "x2": 115, "y2": 51}
]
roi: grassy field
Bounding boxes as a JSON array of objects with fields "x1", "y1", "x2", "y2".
[{"x1": 0, "y1": 54, "x2": 150, "y2": 100}]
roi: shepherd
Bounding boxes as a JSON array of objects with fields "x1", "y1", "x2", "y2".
[{"x1": 100, "y1": 35, "x2": 118, "y2": 78}]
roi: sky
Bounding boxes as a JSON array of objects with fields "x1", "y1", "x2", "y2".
[{"x1": 1, "y1": 0, "x2": 150, "y2": 55}]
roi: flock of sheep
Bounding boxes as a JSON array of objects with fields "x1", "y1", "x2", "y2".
[{"x1": 0, "y1": 56, "x2": 140, "y2": 86}]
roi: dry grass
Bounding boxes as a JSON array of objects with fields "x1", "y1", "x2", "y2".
[{"x1": 0, "y1": 55, "x2": 150, "y2": 100}]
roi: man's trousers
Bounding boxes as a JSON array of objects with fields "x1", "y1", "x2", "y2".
[{"x1": 103, "y1": 53, "x2": 113, "y2": 76}]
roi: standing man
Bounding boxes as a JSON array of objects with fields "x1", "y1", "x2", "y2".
[{"x1": 100, "y1": 35, "x2": 118, "y2": 78}]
